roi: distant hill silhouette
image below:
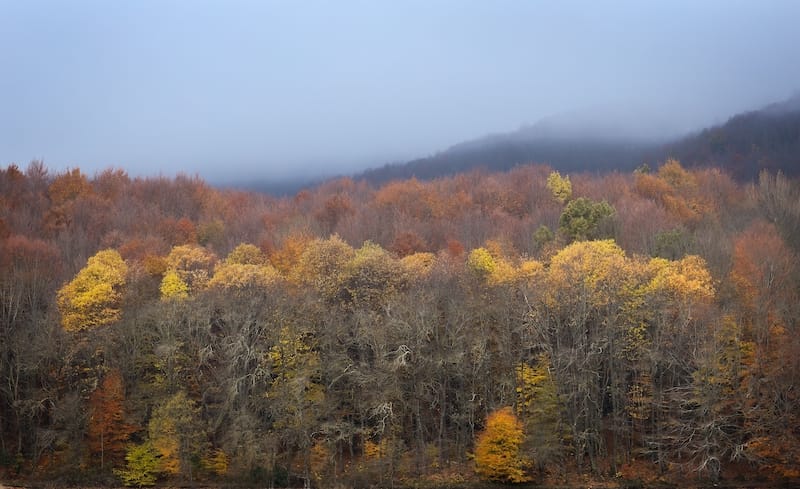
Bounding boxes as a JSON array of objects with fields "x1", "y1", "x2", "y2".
[
  {"x1": 355, "y1": 95, "x2": 800, "y2": 185},
  {"x1": 659, "y1": 94, "x2": 800, "y2": 180},
  {"x1": 357, "y1": 124, "x2": 655, "y2": 185}
]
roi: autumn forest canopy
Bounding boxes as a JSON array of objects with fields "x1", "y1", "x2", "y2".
[{"x1": 1, "y1": 159, "x2": 800, "y2": 487}]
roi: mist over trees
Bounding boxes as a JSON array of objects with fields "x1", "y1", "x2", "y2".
[
  {"x1": 354, "y1": 95, "x2": 800, "y2": 188},
  {"x1": 0, "y1": 158, "x2": 799, "y2": 487}
]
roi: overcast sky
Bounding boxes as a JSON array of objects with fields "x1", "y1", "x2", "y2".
[{"x1": 2, "y1": 1, "x2": 800, "y2": 182}]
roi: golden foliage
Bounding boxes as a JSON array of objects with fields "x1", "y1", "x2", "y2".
[
  {"x1": 158, "y1": 244, "x2": 217, "y2": 299},
  {"x1": 515, "y1": 355, "x2": 562, "y2": 469},
  {"x1": 547, "y1": 239, "x2": 628, "y2": 308},
  {"x1": 363, "y1": 439, "x2": 388, "y2": 461},
  {"x1": 646, "y1": 255, "x2": 715, "y2": 303},
  {"x1": 267, "y1": 327, "x2": 325, "y2": 431},
  {"x1": 208, "y1": 262, "x2": 280, "y2": 291},
  {"x1": 57, "y1": 249, "x2": 128, "y2": 331},
  {"x1": 658, "y1": 158, "x2": 695, "y2": 188},
  {"x1": 546, "y1": 171, "x2": 572, "y2": 204},
  {"x1": 467, "y1": 247, "x2": 496, "y2": 278},
  {"x1": 159, "y1": 269, "x2": 189, "y2": 301},
  {"x1": 517, "y1": 258, "x2": 544, "y2": 282},
  {"x1": 201, "y1": 448, "x2": 229, "y2": 476},
  {"x1": 115, "y1": 442, "x2": 160, "y2": 487},
  {"x1": 148, "y1": 391, "x2": 204, "y2": 476},
  {"x1": 224, "y1": 242, "x2": 266, "y2": 265},
  {"x1": 341, "y1": 241, "x2": 407, "y2": 309},
  {"x1": 291, "y1": 234, "x2": 354, "y2": 299},
  {"x1": 400, "y1": 251, "x2": 437, "y2": 279},
  {"x1": 474, "y1": 407, "x2": 530, "y2": 483}
]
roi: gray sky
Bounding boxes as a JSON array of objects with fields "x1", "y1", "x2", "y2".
[{"x1": 2, "y1": 1, "x2": 800, "y2": 182}]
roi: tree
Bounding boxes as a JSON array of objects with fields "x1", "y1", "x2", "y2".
[
  {"x1": 224, "y1": 243, "x2": 266, "y2": 265},
  {"x1": 754, "y1": 170, "x2": 800, "y2": 252},
  {"x1": 674, "y1": 318, "x2": 754, "y2": 481},
  {"x1": 467, "y1": 247, "x2": 496, "y2": 279},
  {"x1": 0, "y1": 234, "x2": 62, "y2": 457},
  {"x1": 533, "y1": 224, "x2": 554, "y2": 252},
  {"x1": 291, "y1": 235, "x2": 354, "y2": 302},
  {"x1": 269, "y1": 233, "x2": 313, "y2": 276},
  {"x1": 88, "y1": 369, "x2": 134, "y2": 470},
  {"x1": 315, "y1": 193, "x2": 354, "y2": 233},
  {"x1": 148, "y1": 391, "x2": 206, "y2": 481},
  {"x1": 267, "y1": 326, "x2": 326, "y2": 485},
  {"x1": 558, "y1": 197, "x2": 614, "y2": 242},
  {"x1": 400, "y1": 252, "x2": 436, "y2": 279},
  {"x1": 540, "y1": 240, "x2": 630, "y2": 469},
  {"x1": 45, "y1": 167, "x2": 93, "y2": 232},
  {"x1": 729, "y1": 221, "x2": 800, "y2": 478},
  {"x1": 209, "y1": 242, "x2": 280, "y2": 292},
  {"x1": 340, "y1": 241, "x2": 407, "y2": 310},
  {"x1": 546, "y1": 171, "x2": 572, "y2": 204},
  {"x1": 207, "y1": 262, "x2": 280, "y2": 291},
  {"x1": 474, "y1": 407, "x2": 530, "y2": 483},
  {"x1": 201, "y1": 448, "x2": 229, "y2": 477},
  {"x1": 159, "y1": 270, "x2": 189, "y2": 300},
  {"x1": 390, "y1": 231, "x2": 428, "y2": 257},
  {"x1": 159, "y1": 244, "x2": 217, "y2": 298},
  {"x1": 515, "y1": 355, "x2": 562, "y2": 470},
  {"x1": 57, "y1": 249, "x2": 128, "y2": 331},
  {"x1": 115, "y1": 441, "x2": 160, "y2": 487}
]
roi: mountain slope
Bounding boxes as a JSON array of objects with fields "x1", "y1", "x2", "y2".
[
  {"x1": 357, "y1": 120, "x2": 657, "y2": 185},
  {"x1": 661, "y1": 94, "x2": 800, "y2": 180},
  {"x1": 355, "y1": 95, "x2": 800, "y2": 185}
]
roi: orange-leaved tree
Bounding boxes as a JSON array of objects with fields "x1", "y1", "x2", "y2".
[
  {"x1": 88, "y1": 369, "x2": 135, "y2": 470},
  {"x1": 474, "y1": 407, "x2": 530, "y2": 483}
]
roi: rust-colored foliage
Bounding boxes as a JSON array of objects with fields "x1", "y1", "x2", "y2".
[
  {"x1": 159, "y1": 217, "x2": 197, "y2": 246},
  {"x1": 446, "y1": 239, "x2": 465, "y2": 257},
  {"x1": 269, "y1": 233, "x2": 313, "y2": 276},
  {"x1": 390, "y1": 231, "x2": 428, "y2": 257},
  {"x1": 315, "y1": 193, "x2": 354, "y2": 233},
  {"x1": 374, "y1": 178, "x2": 442, "y2": 219},
  {"x1": 45, "y1": 168, "x2": 94, "y2": 232},
  {"x1": 730, "y1": 220, "x2": 795, "y2": 325},
  {"x1": 88, "y1": 369, "x2": 135, "y2": 469},
  {"x1": 93, "y1": 168, "x2": 131, "y2": 201},
  {"x1": 48, "y1": 168, "x2": 93, "y2": 207},
  {"x1": 633, "y1": 160, "x2": 712, "y2": 226},
  {"x1": 0, "y1": 234, "x2": 61, "y2": 325}
]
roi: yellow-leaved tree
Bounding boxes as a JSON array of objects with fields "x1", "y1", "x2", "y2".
[
  {"x1": 159, "y1": 244, "x2": 217, "y2": 300},
  {"x1": 290, "y1": 235, "x2": 354, "y2": 302},
  {"x1": 516, "y1": 354, "x2": 562, "y2": 470},
  {"x1": 474, "y1": 407, "x2": 530, "y2": 483},
  {"x1": 159, "y1": 270, "x2": 189, "y2": 300},
  {"x1": 546, "y1": 171, "x2": 572, "y2": 204},
  {"x1": 467, "y1": 245, "x2": 519, "y2": 285},
  {"x1": 208, "y1": 243, "x2": 280, "y2": 292},
  {"x1": 57, "y1": 249, "x2": 128, "y2": 331},
  {"x1": 148, "y1": 391, "x2": 206, "y2": 481}
]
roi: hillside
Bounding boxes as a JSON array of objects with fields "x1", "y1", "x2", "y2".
[
  {"x1": 661, "y1": 94, "x2": 800, "y2": 179},
  {"x1": 357, "y1": 122, "x2": 655, "y2": 185},
  {"x1": 1, "y1": 160, "x2": 800, "y2": 487},
  {"x1": 355, "y1": 95, "x2": 800, "y2": 185}
]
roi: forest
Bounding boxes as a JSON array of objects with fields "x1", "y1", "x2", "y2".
[{"x1": 0, "y1": 159, "x2": 799, "y2": 487}]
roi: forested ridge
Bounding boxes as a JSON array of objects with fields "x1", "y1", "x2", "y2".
[
  {"x1": 1, "y1": 160, "x2": 799, "y2": 487},
  {"x1": 355, "y1": 96, "x2": 800, "y2": 187}
]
